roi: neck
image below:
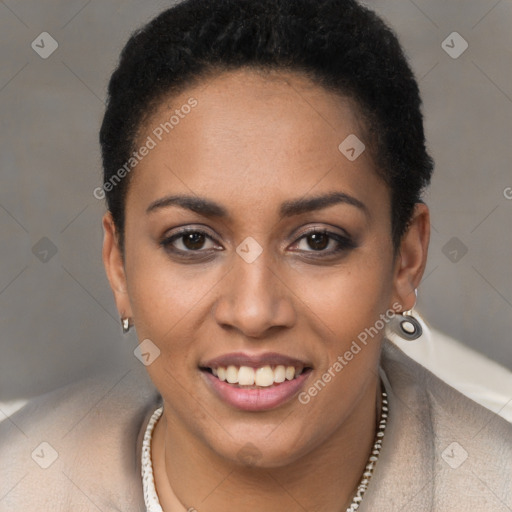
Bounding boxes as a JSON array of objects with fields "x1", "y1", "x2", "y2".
[{"x1": 152, "y1": 378, "x2": 382, "y2": 512}]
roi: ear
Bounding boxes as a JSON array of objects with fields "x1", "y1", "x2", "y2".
[
  {"x1": 391, "y1": 203, "x2": 430, "y2": 311},
  {"x1": 102, "y1": 212, "x2": 133, "y2": 321}
]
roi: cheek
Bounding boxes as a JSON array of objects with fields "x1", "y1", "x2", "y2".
[
  {"x1": 294, "y1": 250, "x2": 394, "y2": 344},
  {"x1": 291, "y1": 249, "x2": 394, "y2": 407},
  {"x1": 290, "y1": 261, "x2": 391, "y2": 444},
  {"x1": 124, "y1": 237, "x2": 216, "y2": 341},
  {"x1": 124, "y1": 251, "x2": 214, "y2": 416}
]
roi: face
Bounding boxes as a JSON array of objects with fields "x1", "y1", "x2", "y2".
[{"x1": 103, "y1": 68, "x2": 429, "y2": 468}]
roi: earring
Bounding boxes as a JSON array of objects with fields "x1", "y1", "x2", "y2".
[
  {"x1": 396, "y1": 310, "x2": 422, "y2": 341},
  {"x1": 121, "y1": 317, "x2": 131, "y2": 334},
  {"x1": 395, "y1": 289, "x2": 422, "y2": 341}
]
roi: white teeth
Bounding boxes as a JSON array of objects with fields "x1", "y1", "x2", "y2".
[
  {"x1": 274, "y1": 365, "x2": 286, "y2": 383},
  {"x1": 209, "y1": 364, "x2": 307, "y2": 386},
  {"x1": 217, "y1": 367, "x2": 226, "y2": 382},
  {"x1": 226, "y1": 365, "x2": 238, "y2": 384},
  {"x1": 238, "y1": 366, "x2": 255, "y2": 386},
  {"x1": 254, "y1": 366, "x2": 274, "y2": 387}
]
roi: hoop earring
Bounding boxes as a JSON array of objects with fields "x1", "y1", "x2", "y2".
[
  {"x1": 396, "y1": 310, "x2": 422, "y2": 340},
  {"x1": 121, "y1": 317, "x2": 131, "y2": 334}
]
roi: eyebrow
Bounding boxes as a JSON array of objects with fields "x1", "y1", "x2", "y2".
[
  {"x1": 146, "y1": 191, "x2": 368, "y2": 219},
  {"x1": 280, "y1": 191, "x2": 368, "y2": 218}
]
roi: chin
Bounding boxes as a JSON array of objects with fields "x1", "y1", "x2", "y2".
[{"x1": 206, "y1": 424, "x2": 316, "y2": 469}]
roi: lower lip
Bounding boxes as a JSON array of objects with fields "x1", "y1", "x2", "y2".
[{"x1": 202, "y1": 370, "x2": 311, "y2": 411}]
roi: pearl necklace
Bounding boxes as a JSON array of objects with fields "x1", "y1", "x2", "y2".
[{"x1": 141, "y1": 388, "x2": 388, "y2": 512}]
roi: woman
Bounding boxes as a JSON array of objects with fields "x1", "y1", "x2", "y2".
[{"x1": 1, "y1": 0, "x2": 511, "y2": 510}]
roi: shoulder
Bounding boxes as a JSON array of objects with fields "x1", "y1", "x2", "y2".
[
  {"x1": 0, "y1": 365, "x2": 161, "y2": 511},
  {"x1": 382, "y1": 337, "x2": 512, "y2": 439},
  {"x1": 377, "y1": 339, "x2": 512, "y2": 510}
]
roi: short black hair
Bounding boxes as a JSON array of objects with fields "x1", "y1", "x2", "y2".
[{"x1": 99, "y1": 0, "x2": 434, "y2": 251}]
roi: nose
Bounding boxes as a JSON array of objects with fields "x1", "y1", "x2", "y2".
[{"x1": 212, "y1": 250, "x2": 296, "y2": 338}]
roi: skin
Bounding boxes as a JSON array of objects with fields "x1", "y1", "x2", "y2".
[{"x1": 102, "y1": 68, "x2": 430, "y2": 512}]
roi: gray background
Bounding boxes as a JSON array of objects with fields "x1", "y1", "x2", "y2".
[{"x1": 0, "y1": 0, "x2": 511, "y2": 401}]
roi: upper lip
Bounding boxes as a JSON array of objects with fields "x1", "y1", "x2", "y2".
[{"x1": 200, "y1": 352, "x2": 312, "y2": 369}]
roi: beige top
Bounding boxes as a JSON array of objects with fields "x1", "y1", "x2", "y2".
[{"x1": 1, "y1": 339, "x2": 511, "y2": 511}]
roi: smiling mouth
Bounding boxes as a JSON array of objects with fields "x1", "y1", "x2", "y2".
[{"x1": 200, "y1": 365, "x2": 313, "y2": 388}]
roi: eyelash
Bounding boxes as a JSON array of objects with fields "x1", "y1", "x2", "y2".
[{"x1": 160, "y1": 226, "x2": 357, "y2": 260}]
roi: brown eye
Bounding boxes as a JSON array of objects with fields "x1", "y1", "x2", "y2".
[
  {"x1": 160, "y1": 228, "x2": 220, "y2": 256},
  {"x1": 291, "y1": 227, "x2": 357, "y2": 256},
  {"x1": 182, "y1": 232, "x2": 207, "y2": 250},
  {"x1": 306, "y1": 232, "x2": 330, "y2": 251}
]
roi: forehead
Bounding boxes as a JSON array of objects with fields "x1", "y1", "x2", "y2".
[{"x1": 127, "y1": 68, "x2": 388, "y2": 220}]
